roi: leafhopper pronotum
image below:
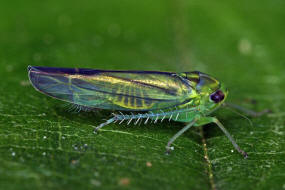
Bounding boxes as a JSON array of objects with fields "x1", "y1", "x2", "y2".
[{"x1": 28, "y1": 66, "x2": 268, "y2": 158}]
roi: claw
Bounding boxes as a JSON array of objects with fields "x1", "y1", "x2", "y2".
[
  {"x1": 93, "y1": 126, "x2": 102, "y2": 134},
  {"x1": 93, "y1": 128, "x2": 99, "y2": 134},
  {"x1": 242, "y1": 150, "x2": 248, "y2": 159},
  {"x1": 165, "y1": 146, "x2": 174, "y2": 155}
]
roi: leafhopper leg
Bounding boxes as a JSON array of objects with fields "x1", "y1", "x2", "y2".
[
  {"x1": 196, "y1": 117, "x2": 248, "y2": 158},
  {"x1": 94, "y1": 118, "x2": 115, "y2": 134},
  {"x1": 224, "y1": 103, "x2": 270, "y2": 117},
  {"x1": 165, "y1": 118, "x2": 198, "y2": 155}
]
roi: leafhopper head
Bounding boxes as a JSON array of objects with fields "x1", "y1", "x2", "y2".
[{"x1": 182, "y1": 71, "x2": 228, "y2": 114}]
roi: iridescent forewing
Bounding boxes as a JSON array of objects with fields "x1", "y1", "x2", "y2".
[{"x1": 28, "y1": 66, "x2": 194, "y2": 111}]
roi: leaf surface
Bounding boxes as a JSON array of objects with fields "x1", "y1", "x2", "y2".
[{"x1": 0, "y1": 0, "x2": 284, "y2": 189}]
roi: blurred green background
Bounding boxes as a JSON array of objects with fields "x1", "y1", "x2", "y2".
[{"x1": 0, "y1": 0, "x2": 284, "y2": 189}]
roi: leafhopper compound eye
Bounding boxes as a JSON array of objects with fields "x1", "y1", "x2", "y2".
[{"x1": 210, "y1": 90, "x2": 225, "y2": 103}]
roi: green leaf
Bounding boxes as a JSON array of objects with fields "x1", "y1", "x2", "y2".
[{"x1": 0, "y1": 0, "x2": 284, "y2": 189}]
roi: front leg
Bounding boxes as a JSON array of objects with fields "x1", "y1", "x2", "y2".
[
  {"x1": 224, "y1": 103, "x2": 270, "y2": 117},
  {"x1": 195, "y1": 117, "x2": 248, "y2": 158}
]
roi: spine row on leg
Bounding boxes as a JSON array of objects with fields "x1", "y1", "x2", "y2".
[
  {"x1": 114, "y1": 107, "x2": 197, "y2": 125},
  {"x1": 94, "y1": 106, "x2": 198, "y2": 132}
]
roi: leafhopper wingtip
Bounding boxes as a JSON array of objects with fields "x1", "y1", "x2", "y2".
[
  {"x1": 27, "y1": 65, "x2": 38, "y2": 73},
  {"x1": 27, "y1": 65, "x2": 33, "y2": 71}
]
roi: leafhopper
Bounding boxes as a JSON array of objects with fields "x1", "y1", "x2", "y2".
[{"x1": 28, "y1": 66, "x2": 268, "y2": 158}]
